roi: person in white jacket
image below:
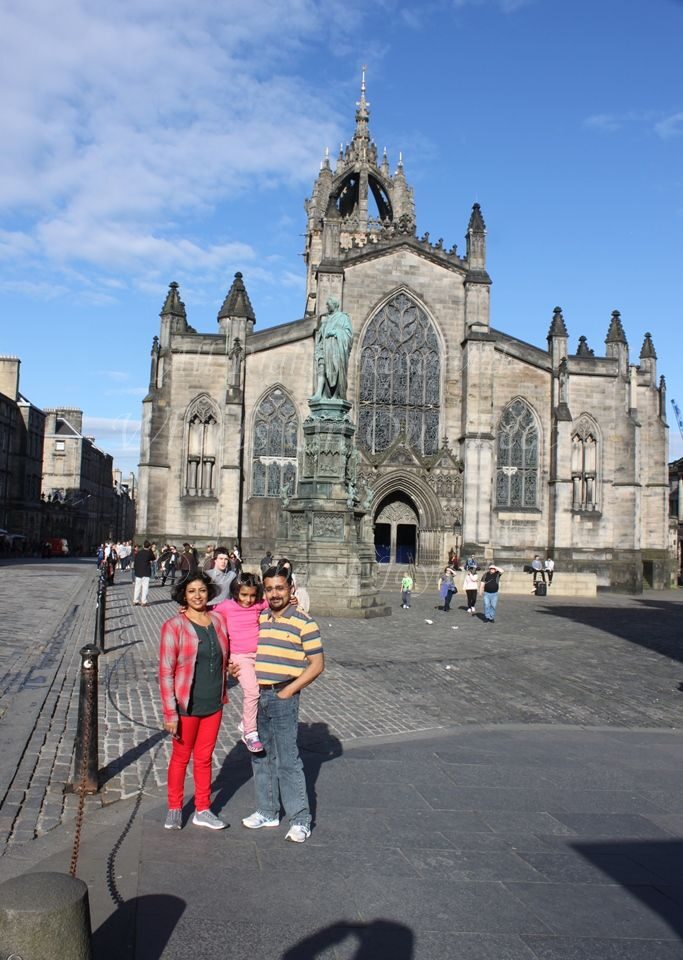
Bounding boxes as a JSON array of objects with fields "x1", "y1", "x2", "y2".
[{"x1": 463, "y1": 568, "x2": 479, "y2": 615}]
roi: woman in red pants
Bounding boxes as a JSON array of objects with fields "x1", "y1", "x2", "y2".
[{"x1": 159, "y1": 572, "x2": 230, "y2": 830}]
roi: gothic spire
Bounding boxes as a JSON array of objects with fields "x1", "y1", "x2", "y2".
[
  {"x1": 639, "y1": 331, "x2": 657, "y2": 359},
  {"x1": 348, "y1": 66, "x2": 371, "y2": 162},
  {"x1": 160, "y1": 281, "x2": 186, "y2": 318},
  {"x1": 576, "y1": 336, "x2": 594, "y2": 357},
  {"x1": 218, "y1": 272, "x2": 256, "y2": 323},
  {"x1": 468, "y1": 202, "x2": 486, "y2": 233},
  {"x1": 547, "y1": 306, "x2": 568, "y2": 339},
  {"x1": 605, "y1": 309, "x2": 627, "y2": 344}
]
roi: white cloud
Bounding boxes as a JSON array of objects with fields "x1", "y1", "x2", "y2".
[
  {"x1": 654, "y1": 111, "x2": 683, "y2": 140},
  {"x1": 0, "y1": 0, "x2": 371, "y2": 299},
  {"x1": 583, "y1": 114, "x2": 621, "y2": 134}
]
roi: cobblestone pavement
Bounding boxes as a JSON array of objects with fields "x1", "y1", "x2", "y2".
[{"x1": 1, "y1": 559, "x2": 682, "y2": 854}]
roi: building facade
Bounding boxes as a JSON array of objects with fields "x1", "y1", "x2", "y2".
[
  {"x1": 42, "y1": 408, "x2": 135, "y2": 552},
  {"x1": 137, "y1": 84, "x2": 671, "y2": 590},
  {"x1": 0, "y1": 356, "x2": 46, "y2": 549}
]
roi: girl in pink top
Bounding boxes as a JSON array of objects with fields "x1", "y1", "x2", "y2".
[{"x1": 213, "y1": 572, "x2": 268, "y2": 753}]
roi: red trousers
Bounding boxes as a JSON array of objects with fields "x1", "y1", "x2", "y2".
[{"x1": 167, "y1": 709, "x2": 222, "y2": 810}]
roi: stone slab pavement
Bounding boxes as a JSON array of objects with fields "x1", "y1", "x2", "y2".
[{"x1": 1, "y1": 560, "x2": 683, "y2": 958}]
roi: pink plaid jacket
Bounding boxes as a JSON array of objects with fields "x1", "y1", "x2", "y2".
[{"x1": 159, "y1": 611, "x2": 230, "y2": 723}]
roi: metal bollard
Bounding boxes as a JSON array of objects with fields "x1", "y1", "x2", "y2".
[
  {"x1": 95, "y1": 574, "x2": 107, "y2": 650},
  {"x1": 72, "y1": 644, "x2": 100, "y2": 795}
]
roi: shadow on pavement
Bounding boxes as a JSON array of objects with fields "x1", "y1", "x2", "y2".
[
  {"x1": 538, "y1": 598, "x2": 683, "y2": 663},
  {"x1": 100, "y1": 730, "x2": 166, "y2": 787},
  {"x1": 574, "y1": 839, "x2": 683, "y2": 940},
  {"x1": 300, "y1": 721, "x2": 343, "y2": 822},
  {"x1": 210, "y1": 721, "x2": 342, "y2": 823},
  {"x1": 283, "y1": 919, "x2": 414, "y2": 960},
  {"x1": 92, "y1": 893, "x2": 185, "y2": 960}
]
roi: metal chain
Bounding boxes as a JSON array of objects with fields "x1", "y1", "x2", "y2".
[{"x1": 69, "y1": 658, "x2": 94, "y2": 877}]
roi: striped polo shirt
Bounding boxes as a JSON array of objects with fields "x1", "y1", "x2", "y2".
[{"x1": 255, "y1": 603, "x2": 323, "y2": 685}]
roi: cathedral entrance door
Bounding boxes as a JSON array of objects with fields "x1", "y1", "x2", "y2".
[
  {"x1": 374, "y1": 494, "x2": 419, "y2": 565},
  {"x1": 374, "y1": 523, "x2": 391, "y2": 564}
]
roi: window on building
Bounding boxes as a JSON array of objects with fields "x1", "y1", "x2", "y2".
[
  {"x1": 496, "y1": 399, "x2": 539, "y2": 508},
  {"x1": 571, "y1": 415, "x2": 599, "y2": 511},
  {"x1": 55, "y1": 440, "x2": 65, "y2": 452},
  {"x1": 251, "y1": 387, "x2": 298, "y2": 497},
  {"x1": 358, "y1": 292, "x2": 441, "y2": 456},
  {"x1": 183, "y1": 395, "x2": 219, "y2": 497}
]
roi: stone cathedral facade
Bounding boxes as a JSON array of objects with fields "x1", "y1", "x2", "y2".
[{"x1": 137, "y1": 82, "x2": 671, "y2": 591}]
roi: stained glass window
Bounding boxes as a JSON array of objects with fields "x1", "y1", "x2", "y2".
[
  {"x1": 496, "y1": 400, "x2": 539, "y2": 508},
  {"x1": 251, "y1": 387, "x2": 298, "y2": 497},
  {"x1": 571, "y1": 415, "x2": 599, "y2": 510},
  {"x1": 358, "y1": 293, "x2": 440, "y2": 455},
  {"x1": 184, "y1": 396, "x2": 219, "y2": 497}
]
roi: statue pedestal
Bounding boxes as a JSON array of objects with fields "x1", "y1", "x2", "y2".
[{"x1": 277, "y1": 401, "x2": 390, "y2": 619}]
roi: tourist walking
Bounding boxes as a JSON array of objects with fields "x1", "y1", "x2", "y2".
[
  {"x1": 133, "y1": 539, "x2": 155, "y2": 606},
  {"x1": 400, "y1": 571, "x2": 413, "y2": 609},
  {"x1": 159, "y1": 572, "x2": 230, "y2": 830},
  {"x1": 239, "y1": 564, "x2": 324, "y2": 843},
  {"x1": 479, "y1": 564, "x2": 503, "y2": 622},
  {"x1": 438, "y1": 565, "x2": 458, "y2": 612},
  {"x1": 463, "y1": 567, "x2": 479, "y2": 615},
  {"x1": 161, "y1": 546, "x2": 179, "y2": 585}
]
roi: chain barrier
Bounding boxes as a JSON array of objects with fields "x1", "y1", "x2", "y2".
[{"x1": 69, "y1": 657, "x2": 94, "y2": 878}]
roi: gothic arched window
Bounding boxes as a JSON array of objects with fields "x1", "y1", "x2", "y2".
[
  {"x1": 496, "y1": 399, "x2": 539, "y2": 508},
  {"x1": 184, "y1": 395, "x2": 219, "y2": 497},
  {"x1": 571, "y1": 415, "x2": 599, "y2": 511},
  {"x1": 251, "y1": 387, "x2": 298, "y2": 498},
  {"x1": 358, "y1": 292, "x2": 440, "y2": 456}
]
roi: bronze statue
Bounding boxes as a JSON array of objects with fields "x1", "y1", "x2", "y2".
[{"x1": 312, "y1": 297, "x2": 353, "y2": 402}]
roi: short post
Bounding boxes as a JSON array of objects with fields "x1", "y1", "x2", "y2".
[
  {"x1": 95, "y1": 570, "x2": 107, "y2": 650},
  {"x1": 0, "y1": 871, "x2": 93, "y2": 960},
  {"x1": 72, "y1": 644, "x2": 100, "y2": 794}
]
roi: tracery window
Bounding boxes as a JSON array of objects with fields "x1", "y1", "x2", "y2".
[
  {"x1": 251, "y1": 387, "x2": 298, "y2": 497},
  {"x1": 358, "y1": 293, "x2": 440, "y2": 456},
  {"x1": 571, "y1": 415, "x2": 599, "y2": 510},
  {"x1": 184, "y1": 395, "x2": 219, "y2": 497},
  {"x1": 496, "y1": 399, "x2": 539, "y2": 508}
]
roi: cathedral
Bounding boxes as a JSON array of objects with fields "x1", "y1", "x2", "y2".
[{"x1": 137, "y1": 79, "x2": 671, "y2": 591}]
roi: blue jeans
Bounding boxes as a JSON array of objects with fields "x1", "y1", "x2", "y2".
[
  {"x1": 483, "y1": 591, "x2": 499, "y2": 621},
  {"x1": 253, "y1": 688, "x2": 310, "y2": 828},
  {"x1": 401, "y1": 590, "x2": 411, "y2": 607}
]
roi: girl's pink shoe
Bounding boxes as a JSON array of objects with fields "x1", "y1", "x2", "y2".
[{"x1": 243, "y1": 732, "x2": 264, "y2": 753}]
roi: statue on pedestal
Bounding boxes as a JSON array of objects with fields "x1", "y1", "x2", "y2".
[{"x1": 311, "y1": 297, "x2": 353, "y2": 402}]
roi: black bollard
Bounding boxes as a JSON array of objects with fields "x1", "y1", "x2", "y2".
[
  {"x1": 95, "y1": 574, "x2": 107, "y2": 650},
  {"x1": 72, "y1": 644, "x2": 100, "y2": 794}
]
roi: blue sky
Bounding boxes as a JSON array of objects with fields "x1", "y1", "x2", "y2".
[{"x1": 1, "y1": 0, "x2": 682, "y2": 475}]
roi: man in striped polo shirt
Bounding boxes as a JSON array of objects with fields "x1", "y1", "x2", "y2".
[{"x1": 241, "y1": 566, "x2": 324, "y2": 843}]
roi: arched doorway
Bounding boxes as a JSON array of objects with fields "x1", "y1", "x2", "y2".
[{"x1": 374, "y1": 492, "x2": 419, "y2": 564}]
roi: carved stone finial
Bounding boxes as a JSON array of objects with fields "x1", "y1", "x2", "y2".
[
  {"x1": 606, "y1": 309, "x2": 627, "y2": 344},
  {"x1": 640, "y1": 331, "x2": 657, "y2": 359},
  {"x1": 548, "y1": 306, "x2": 568, "y2": 339}
]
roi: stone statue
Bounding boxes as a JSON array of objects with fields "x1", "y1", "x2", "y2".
[{"x1": 312, "y1": 297, "x2": 353, "y2": 402}]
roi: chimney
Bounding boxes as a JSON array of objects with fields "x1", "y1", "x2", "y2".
[{"x1": 0, "y1": 356, "x2": 20, "y2": 401}]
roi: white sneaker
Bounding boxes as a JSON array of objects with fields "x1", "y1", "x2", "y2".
[
  {"x1": 192, "y1": 809, "x2": 226, "y2": 830},
  {"x1": 242, "y1": 811, "x2": 279, "y2": 829},
  {"x1": 285, "y1": 824, "x2": 311, "y2": 843}
]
